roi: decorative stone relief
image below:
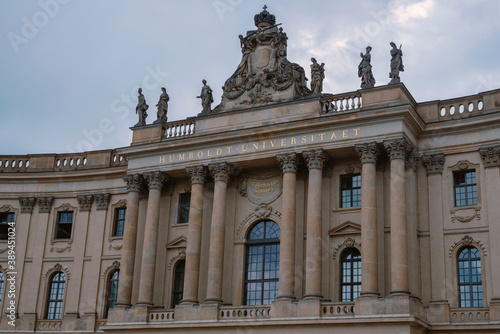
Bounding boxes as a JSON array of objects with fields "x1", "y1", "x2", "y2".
[
  {"x1": 303, "y1": 149, "x2": 327, "y2": 170},
  {"x1": 254, "y1": 204, "x2": 272, "y2": 219},
  {"x1": 450, "y1": 206, "x2": 481, "y2": 223},
  {"x1": 332, "y1": 237, "x2": 361, "y2": 260},
  {"x1": 276, "y1": 153, "x2": 297, "y2": 173},
  {"x1": 355, "y1": 142, "x2": 379, "y2": 164},
  {"x1": 243, "y1": 176, "x2": 282, "y2": 205},
  {"x1": 43, "y1": 263, "x2": 71, "y2": 281},
  {"x1": 448, "y1": 235, "x2": 487, "y2": 258},
  {"x1": 19, "y1": 197, "x2": 36, "y2": 214},
  {"x1": 102, "y1": 261, "x2": 120, "y2": 279},
  {"x1": 209, "y1": 163, "x2": 233, "y2": 183},
  {"x1": 479, "y1": 146, "x2": 500, "y2": 168},
  {"x1": 449, "y1": 160, "x2": 478, "y2": 171},
  {"x1": 421, "y1": 153, "x2": 445, "y2": 174},
  {"x1": 50, "y1": 241, "x2": 72, "y2": 253},
  {"x1": 94, "y1": 193, "x2": 110, "y2": 210},
  {"x1": 38, "y1": 197, "x2": 54, "y2": 213},
  {"x1": 122, "y1": 174, "x2": 144, "y2": 193},
  {"x1": 405, "y1": 146, "x2": 419, "y2": 171},
  {"x1": 186, "y1": 166, "x2": 207, "y2": 185},
  {"x1": 383, "y1": 138, "x2": 412, "y2": 160},
  {"x1": 168, "y1": 251, "x2": 186, "y2": 270},
  {"x1": 236, "y1": 208, "x2": 282, "y2": 240},
  {"x1": 144, "y1": 171, "x2": 168, "y2": 190},
  {"x1": 77, "y1": 194, "x2": 93, "y2": 211}
]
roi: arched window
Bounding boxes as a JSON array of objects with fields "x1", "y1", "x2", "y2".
[
  {"x1": 0, "y1": 272, "x2": 4, "y2": 304},
  {"x1": 244, "y1": 220, "x2": 280, "y2": 305},
  {"x1": 104, "y1": 270, "x2": 119, "y2": 318},
  {"x1": 172, "y1": 260, "x2": 185, "y2": 307},
  {"x1": 458, "y1": 246, "x2": 483, "y2": 307},
  {"x1": 340, "y1": 248, "x2": 361, "y2": 302},
  {"x1": 46, "y1": 272, "x2": 66, "y2": 320}
]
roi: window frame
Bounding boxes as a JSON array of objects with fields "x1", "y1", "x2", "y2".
[
  {"x1": 104, "y1": 270, "x2": 119, "y2": 318},
  {"x1": 172, "y1": 260, "x2": 185, "y2": 307},
  {"x1": 112, "y1": 208, "x2": 126, "y2": 237},
  {"x1": 54, "y1": 211, "x2": 74, "y2": 240},
  {"x1": 457, "y1": 246, "x2": 483, "y2": 308},
  {"x1": 0, "y1": 212, "x2": 15, "y2": 240},
  {"x1": 453, "y1": 170, "x2": 478, "y2": 207},
  {"x1": 340, "y1": 174, "x2": 361, "y2": 208},
  {"x1": 45, "y1": 272, "x2": 66, "y2": 320},
  {"x1": 176, "y1": 192, "x2": 191, "y2": 225},
  {"x1": 340, "y1": 247, "x2": 361, "y2": 302}
]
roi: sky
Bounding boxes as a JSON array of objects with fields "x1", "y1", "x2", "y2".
[{"x1": 1, "y1": 0, "x2": 499, "y2": 155}]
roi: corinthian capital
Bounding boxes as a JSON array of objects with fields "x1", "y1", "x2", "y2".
[
  {"x1": 19, "y1": 197, "x2": 36, "y2": 214},
  {"x1": 421, "y1": 153, "x2": 445, "y2": 174},
  {"x1": 302, "y1": 150, "x2": 327, "y2": 170},
  {"x1": 479, "y1": 146, "x2": 500, "y2": 168},
  {"x1": 383, "y1": 138, "x2": 412, "y2": 160},
  {"x1": 186, "y1": 166, "x2": 207, "y2": 184},
  {"x1": 354, "y1": 142, "x2": 380, "y2": 164},
  {"x1": 122, "y1": 174, "x2": 144, "y2": 192},
  {"x1": 77, "y1": 194, "x2": 93, "y2": 211},
  {"x1": 38, "y1": 197, "x2": 54, "y2": 213},
  {"x1": 209, "y1": 163, "x2": 233, "y2": 183},
  {"x1": 143, "y1": 171, "x2": 168, "y2": 190},
  {"x1": 276, "y1": 153, "x2": 297, "y2": 173},
  {"x1": 94, "y1": 193, "x2": 111, "y2": 210}
]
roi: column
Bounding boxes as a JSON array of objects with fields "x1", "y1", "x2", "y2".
[
  {"x1": 303, "y1": 150, "x2": 326, "y2": 299},
  {"x1": 181, "y1": 166, "x2": 207, "y2": 305},
  {"x1": 355, "y1": 142, "x2": 380, "y2": 296},
  {"x1": 205, "y1": 163, "x2": 232, "y2": 303},
  {"x1": 137, "y1": 171, "x2": 168, "y2": 305},
  {"x1": 116, "y1": 174, "x2": 143, "y2": 307},
  {"x1": 276, "y1": 153, "x2": 298, "y2": 300},
  {"x1": 383, "y1": 138, "x2": 411, "y2": 295}
]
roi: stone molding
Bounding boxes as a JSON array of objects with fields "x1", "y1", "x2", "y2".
[
  {"x1": 276, "y1": 153, "x2": 298, "y2": 173},
  {"x1": 421, "y1": 153, "x2": 445, "y2": 174},
  {"x1": 209, "y1": 163, "x2": 233, "y2": 183},
  {"x1": 479, "y1": 145, "x2": 500, "y2": 168},
  {"x1": 383, "y1": 138, "x2": 412, "y2": 161},
  {"x1": 449, "y1": 160, "x2": 479, "y2": 171},
  {"x1": 332, "y1": 237, "x2": 361, "y2": 260},
  {"x1": 102, "y1": 261, "x2": 120, "y2": 279},
  {"x1": 186, "y1": 165, "x2": 207, "y2": 184},
  {"x1": 43, "y1": 263, "x2": 71, "y2": 281},
  {"x1": 236, "y1": 208, "x2": 282, "y2": 240},
  {"x1": 77, "y1": 194, "x2": 93, "y2": 211},
  {"x1": 448, "y1": 235, "x2": 487, "y2": 258},
  {"x1": 94, "y1": 193, "x2": 111, "y2": 210},
  {"x1": 302, "y1": 149, "x2": 327, "y2": 170},
  {"x1": 143, "y1": 171, "x2": 168, "y2": 190},
  {"x1": 168, "y1": 251, "x2": 186, "y2": 270},
  {"x1": 354, "y1": 142, "x2": 379, "y2": 164},
  {"x1": 450, "y1": 205, "x2": 481, "y2": 224},
  {"x1": 38, "y1": 197, "x2": 54, "y2": 213},
  {"x1": 19, "y1": 197, "x2": 36, "y2": 214},
  {"x1": 122, "y1": 174, "x2": 144, "y2": 192}
]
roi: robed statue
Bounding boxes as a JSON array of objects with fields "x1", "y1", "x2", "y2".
[
  {"x1": 135, "y1": 88, "x2": 148, "y2": 127},
  {"x1": 154, "y1": 87, "x2": 169, "y2": 124},
  {"x1": 389, "y1": 42, "x2": 404, "y2": 84},
  {"x1": 358, "y1": 46, "x2": 375, "y2": 89},
  {"x1": 310, "y1": 57, "x2": 325, "y2": 95},
  {"x1": 197, "y1": 79, "x2": 213, "y2": 114}
]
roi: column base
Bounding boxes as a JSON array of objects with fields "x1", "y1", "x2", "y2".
[
  {"x1": 277, "y1": 294, "x2": 296, "y2": 301},
  {"x1": 303, "y1": 293, "x2": 322, "y2": 300},
  {"x1": 180, "y1": 297, "x2": 199, "y2": 305},
  {"x1": 15, "y1": 313, "x2": 37, "y2": 331},
  {"x1": 204, "y1": 298, "x2": 223, "y2": 304},
  {"x1": 297, "y1": 298, "x2": 321, "y2": 317},
  {"x1": 271, "y1": 299, "x2": 297, "y2": 318},
  {"x1": 360, "y1": 290, "x2": 380, "y2": 297}
]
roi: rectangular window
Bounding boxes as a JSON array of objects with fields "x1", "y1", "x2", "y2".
[
  {"x1": 177, "y1": 193, "x2": 191, "y2": 224},
  {"x1": 454, "y1": 171, "x2": 477, "y2": 207},
  {"x1": 340, "y1": 174, "x2": 361, "y2": 208},
  {"x1": 0, "y1": 212, "x2": 14, "y2": 240},
  {"x1": 113, "y1": 208, "x2": 126, "y2": 237},
  {"x1": 55, "y1": 211, "x2": 73, "y2": 239}
]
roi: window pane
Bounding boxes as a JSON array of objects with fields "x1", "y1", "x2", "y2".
[
  {"x1": 340, "y1": 175, "x2": 361, "y2": 208},
  {"x1": 55, "y1": 212, "x2": 73, "y2": 239},
  {"x1": 340, "y1": 248, "x2": 361, "y2": 301},
  {"x1": 46, "y1": 272, "x2": 65, "y2": 319},
  {"x1": 457, "y1": 247, "x2": 482, "y2": 308},
  {"x1": 113, "y1": 208, "x2": 126, "y2": 237},
  {"x1": 177, "y1": 193, "x2": 191, "y2": 224}
]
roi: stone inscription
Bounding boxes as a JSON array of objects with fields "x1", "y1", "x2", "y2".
[
  {"x1": 159, "y1": 128, "x2": 361, "y2": 165},
  {"x1": 247, "y1": 177, "x2": 282, "y2": 205}
]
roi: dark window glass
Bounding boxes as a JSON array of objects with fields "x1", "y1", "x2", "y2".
[
  {"x1": 55, "y1": 211, "x2": 73, "y2": 239},
  {"x1": 0, "y1": 272, "x2": 4, "y2": 304},
  {"x1": 177, "y1": 193, "x2": 191, "y2": 224},
  {"x1": 341, "y1": 248, "x2": 361, "y2": 301},
  {"x1": 0, "y1": 212, "x2": 14, "y2": 240},
  {"x1": 172, "y1": 260, "x2": 185, "y2": 307},
  {"x1": 113, "y1": 208, "x2": 126, "y2": 237},
  {"x1": 244, "y1": 220, "x2": 280, "y2": 305},
  {"x1": 458, "y1": 247, "x2": 483, "y2": 308},
  {"x1": 454, "y1": 171, "x2": 477, "y2": 207},
  {"x1": 46, "y1": 272, "x2": 66, "y2": 320},
  {"x1": 340, "y1": 174, "x2": 361, "y2": 208},
  {"x1": 104, "y1": 270, "x2": 119, "y2": 318}
]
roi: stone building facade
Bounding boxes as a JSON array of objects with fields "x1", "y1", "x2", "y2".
[{"x1": 1, "y1": 7, "x2": 500, "y2": 334}]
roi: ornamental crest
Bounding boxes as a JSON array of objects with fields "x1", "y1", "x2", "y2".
[{"x1": 244, "y1": 176, "x2": 282, "y2": 205}]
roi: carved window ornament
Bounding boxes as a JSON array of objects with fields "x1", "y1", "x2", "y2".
[
  {"x1": 236, "y1": 206, "x2": 281, "y2": 241},
  {"x1": 50, "y1": 203, "x2": 77, "y2": 252},
  {"x1": 43, "y1": 263, "x2": 71, "y2": 282},
  {"x1": 108, "y1": 199, "x2": 127, "y2": 250},
  {"x1": 448, "y1": 160, "x2": 481, "y2": 210},
  {"x1": 332, "y1": 237, "x2": 361, "y2": 260},
  {"x1": 168, "y1": 251, "x2": 186, "y2": 270},
  {"x1": 448, "y1": 235, "x2": 487, "y2": 258},
  {"x1": 101, "y1": 261, "x2": 120, "y2": 280}
]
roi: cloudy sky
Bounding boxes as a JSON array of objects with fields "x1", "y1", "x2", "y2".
[{"x1": 1, "y1": 0, "x2": 499, "y2": 155}]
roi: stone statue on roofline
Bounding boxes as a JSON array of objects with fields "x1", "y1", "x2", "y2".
[
  {"x1": 358, "y1": 46, "x2": 375, "y2": 89},
  {"x1": 310, "y1": 57, "x2": 325, "y2": 95},
  {"x1": 215, "y1": 6, "x2": 312, "y2": 112},
  {"x1": 154, "y1": 87, "x2": 169, "y2": 124},
  {"x1": 197, "y1": 79, "x2": 214, "y2": 115},
  {"x1": 135, "y1": 88, "x2": 148, "y2": 127},
  {"x1": 389, "y1": 42, "x2": 404, "y2": 84}
]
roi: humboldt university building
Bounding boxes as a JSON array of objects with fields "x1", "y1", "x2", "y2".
[{"x1": 1, "y1": 7, "x2": 500, "y2": 334}]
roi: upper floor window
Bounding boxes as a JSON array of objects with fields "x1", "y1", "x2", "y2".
[
  {"x1": 113, "y1": 208, "x2": 126, "y2": 237},
  {"x1": 244, "y1": 220, "x2": 280, "y2": 306},
  {"x1": 46, "y1": 272, "x2": 66, "y2": 320},
  {"x1": 0, "y1": 272, "x2": 4, "y2": 305},
  {"x1": 458, "y1": 246, "x2": 483, "y2": 308},
  {"x1": 454, "y1": 171, "x2": 477, "y2": 207},
  {"x1": 0, "y1": 212, "x2": 14, "y2": 240},
  {"x1": 340, "y1": 174, "x2": 361, "y2": 208},
  {"x1": 104, "y1": 270, "x2": 119, "y2": 318},
  {"x1": 172, "y1": 260, "x2": 185, "y2": 307},
  {"x1": 340, "y1": 248, "x2": 361, "y2": 301},
  {"x1": 55, "y1": 211, "x2": 73, "y2": 239},
  {"x1": 177, "y1": 193, "x2": 191, "y2": 224}
]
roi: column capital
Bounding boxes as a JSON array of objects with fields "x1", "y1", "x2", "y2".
[
  {"x1": 19, "y1": 197, "x2": 36, "y2": 214},
  {"x1": 122, "y1": 173, "x2": 145, "y2": 192},
  {"x1": 38, "y1": 197, "x2": 54, "y2": 213},
  {"x1": 94, "y1": 193, "x2": 111, "y2": 210},
  {"x1": 143, "y1": 171, "x2": 168, "y2": 190},
  {"x1": 77, "y1": 194, "x2": 93, "y2": 211},
  {"x1": 421, "y1": 153, "x2": 445, "y2": 174},
  {"x1": 209, "y1": 163, "x2": 233, "y2": 183},
  {"x1": 355, "y1": 142, "x2": 380, "y2": 164},
  {"x1": 303, "y1": 149, "x2": 327, "y2": 170},
  {"x1": 479, "y1": 145, "x2": 500, "y2": 168},
  {"x1": 405, "y1": 147, "x2": 419, "y2": 171},
  {"x1": 277, "y1": 153, "x2": 298, "y2": 173},
  {"x1": 186, "y1": 166, "x2": 207, "y2": 184},
  {"x1": 383, "y1": 138, "x2": 412, "y2": 160}
]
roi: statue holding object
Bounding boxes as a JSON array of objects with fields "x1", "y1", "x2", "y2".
[
  {"x1": 135, "y1": 88, "x2": 148, "y2": 127},
  {"x1": 154, "y1": 87, "x2": 169, "y2": 124},
  {"x1": 310, "y1": 57, "x2": 325, "y2": 95},
  {"x1": 358, "y1": 46, "x2": 375, "y2": 89},
  {"x1": 197, "y1": 79, "x2": 214, "y2": 115},
  {"x1": 389, "y1": 42, "x2": 404, "y2": 84}
]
